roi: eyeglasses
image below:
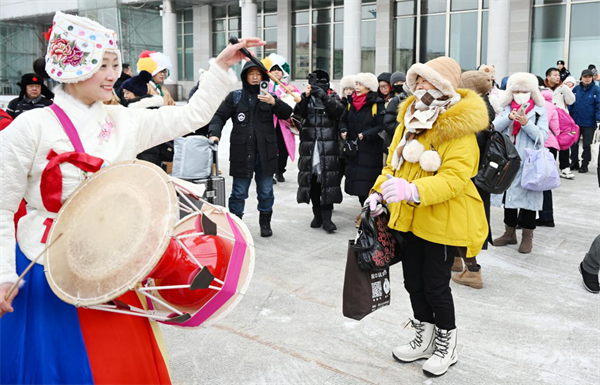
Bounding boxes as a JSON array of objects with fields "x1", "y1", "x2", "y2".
[{"x1": 157, "y1": 69, "x2": 168, "y2": 75}]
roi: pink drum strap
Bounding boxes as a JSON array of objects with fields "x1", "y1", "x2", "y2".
[{"x1": 49, "y1": 103, "x2": 85, "y2": 153}]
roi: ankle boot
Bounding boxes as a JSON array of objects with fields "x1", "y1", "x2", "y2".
[
  {"x1": 493, "y1": 225, "x2": 518, "y2": 246},
  {"x1": 310, "y1": 207, "x2": 323, "y2": 228},
  {"x1": 452, "y1": 266, "x2": 483, "y2": 289},
  {"x1": 519, "y1": 228, "x2": 534, "y2": 254},
  {"x1": 321, "y1": 209, "x2": 337, "y2": 233},
  {"x1": 259, "y1": 211, "x2": 273, "y2": 237},
  {"x1": 423, "y1": 327, "x2": 458, "y2": 376},
  {"x1": 451, "y1": 257, "x2": 463, "y2": 272},
  {"x1": 392, "y1": 319, "x2": 435, "y2": 362}
]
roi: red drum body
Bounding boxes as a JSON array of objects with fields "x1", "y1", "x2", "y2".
[{"x1": 44, "y1": 160, "x2": 254, "y2": 327}]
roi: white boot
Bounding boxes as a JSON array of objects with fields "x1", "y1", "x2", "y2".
[
  {"x1": 422, "y1": 327, "x2": 458, "y2": 376},
  {"x1": 392, "y1": 319, "x2": 435, "y2": 362}
]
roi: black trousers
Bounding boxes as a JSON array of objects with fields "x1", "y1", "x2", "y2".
[
  {"x1": 539, "y1": 148, "x2": 557, "y2": 222},
  {"x1": 310, "y1": 175, "x2": 333, "y2": 211},
  {"x1": 358, "y1": 195, "x2": 368, "y2": 207},
  {"x1": 505, "y1": 208, "x2": 536, "y2": 230},
  {"x1": 558, "y1": 149, "x2": 571, "y2": 170},
  {"x1": 276, "y1": 125, "x2": 288, "y2": 175},
  {"x1": 400, "y1": 232, "x2": 456, "y2": 330},
  {"x1": 570, "y1": 126, "x2": 595, "y2": 167}
]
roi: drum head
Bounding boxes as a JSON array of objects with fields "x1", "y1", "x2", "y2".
[{"x1": 45, "y1": 161, "x2": 178, "y2": 306}]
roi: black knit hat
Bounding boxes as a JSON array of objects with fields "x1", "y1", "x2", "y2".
[
  {"x1": 121, "y1": 70, "x2": 152, "y2": 97},
  {"x1": 377, "y1": 72, "x2": 392, "y2": 85},
  {"x1": 17, "y1": 73, "x2": 53, "y2": 100}
]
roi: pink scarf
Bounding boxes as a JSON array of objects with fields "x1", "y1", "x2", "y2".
[{"x1": 510, "y1": 98, "x2": 534, "y2": 136}]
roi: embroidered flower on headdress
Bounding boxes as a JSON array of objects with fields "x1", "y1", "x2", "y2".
[
  {"x1": 49, "y1": 34, "x2": 89, "y2": 69},
  {"x1": 98, "y1": 117, "x2": 115, "y2": 144}
]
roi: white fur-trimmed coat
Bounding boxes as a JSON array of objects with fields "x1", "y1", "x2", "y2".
[{"x1": 0, "y1": 65, "x2": 232, "y2": 285}]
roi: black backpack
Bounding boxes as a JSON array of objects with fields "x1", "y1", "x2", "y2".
[{"x1": 474, "y1": 130, "x2": 521, "y2": 194}]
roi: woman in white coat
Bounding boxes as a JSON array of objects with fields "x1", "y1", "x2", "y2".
[
  {"x1": 0, "y1": 11, "x2": 263, "y2": 384},
  {"x1": 491, "y1": 73, "x2": 549, "y2": 254}
]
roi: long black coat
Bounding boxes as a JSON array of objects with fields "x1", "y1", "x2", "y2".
[
  {"x1": 339, "y1": 92, "x2": 386, "y2": 197},
  {"x1": 294, "y1": 90, "x2": 345, "y2": 205},
  {"x1": 208, "y1": 62, "x2": 293, "y2": 179},
  {"x1": 382, "y1": 92, "x2": 408, "y2": 154}
]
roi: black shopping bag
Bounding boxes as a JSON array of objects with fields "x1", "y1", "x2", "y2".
[{"x1": 342, "y1": 240, "x2": 391, "y2": 321}]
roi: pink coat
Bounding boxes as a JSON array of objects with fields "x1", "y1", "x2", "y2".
[
  {"x1": 542, "y1": 89, "x2": 560, "y2": 150},
  {"x1": 269, "y1": 81, "x2": 300, "y2": 161}
]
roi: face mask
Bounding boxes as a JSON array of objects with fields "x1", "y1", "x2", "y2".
[
  {"x1": 393, "y1": 84, "x2": 404, "y2": 94},
  {"x1": 513, "y1": 92, "x2": 531, "y2": 105}
]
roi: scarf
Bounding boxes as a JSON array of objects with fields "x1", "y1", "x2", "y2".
[
  {"x1": 391, "y1": 89, "x2": 461, "y2": 170},
  {"x1": 352, "y1": 92, "x2": 368, "y2": 111},
  {"x1": 510, "y1": 98, "x2": 534, "y2": 136}
]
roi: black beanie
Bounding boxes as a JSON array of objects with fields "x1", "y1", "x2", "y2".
[
  {"x1": 121, "y1": 70, "x2": 153, "y2": 97},
  {"x1": 377, "y1": 72, "x2": 392, "y2": 85}
]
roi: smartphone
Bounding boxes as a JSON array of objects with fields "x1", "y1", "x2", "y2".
[
  {"x1": 259, "y1": 81, "x2": 269, "y2": 93},
  {"x1": 517, "y1": 102, "x2": 530, "y2": 116}
]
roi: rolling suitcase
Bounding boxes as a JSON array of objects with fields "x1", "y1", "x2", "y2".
[{"x1": 179, "y1": 145, "x2": 226, "y2": 218}]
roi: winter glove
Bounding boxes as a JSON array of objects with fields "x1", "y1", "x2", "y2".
[
  {"x1": 311, "y1": 86, "x2": 327, "y2": 100},
  {"x1": 363, "y1": 192, "x2": 384, "y2": 217},
  {"x1": 381, "y1": 176, "x2": 420, "y2": 203}
]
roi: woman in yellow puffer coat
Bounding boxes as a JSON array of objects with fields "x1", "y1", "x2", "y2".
[{"x1": 365, "y1": 57, "x2": 489, "y2": 377}]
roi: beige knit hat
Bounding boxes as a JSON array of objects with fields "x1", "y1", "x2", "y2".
[
  {"x1": 406, "y1": 57, "x2": 462, "y2": 97},
  {"x1": 459, "y1": 71, "x2": 493, "y2": 96}
]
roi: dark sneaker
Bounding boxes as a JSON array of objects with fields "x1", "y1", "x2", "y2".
[
  {"x1": 580, "y1": 262, "x2": 599, "y2": 294},
  {"x1": 578, "y1": 165, "x2": 589, "y2": 173},
  {"x1": 535, "y1": 219, "x2": 555, "y2": 228},
  {"x1": 276, "y1": 173, "x2": 285, "y2": 183},
  {"x1": 570, "y1": 162, "x2": 580, "y2": 171}
]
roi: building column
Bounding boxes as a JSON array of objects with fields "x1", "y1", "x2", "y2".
[
  {"x1": 486, "y1": 0, "x2": 511, "y2": 79},
  {"x1": 162, "y1": 0, "x2": 178, "y2": 82},
  {"x1": 343, "y1": 0, "x2": 362, "y2": 76},
  {"x1": 277, "y1": 0, "x2": 292, "y2": 64},
  {"x1": 507, "y1": 0, "x2": 532, "y2": 75},
  {"x1": 193, "y1": 4, "x2": 212, "y2": 77},
  {"x1": 241, "y1": 0, "x2": 258, "y2": 53},
  {"x1": 375, "y1": 0, "x2": 393, "y2": 75}
]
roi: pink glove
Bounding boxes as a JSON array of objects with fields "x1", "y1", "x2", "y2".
[
  {"x1": 364, "y1": 192, "x2": 384, "y2": 217},
  {"x1": 381, "y1": 177, "x2": 419, "y2": 203}
]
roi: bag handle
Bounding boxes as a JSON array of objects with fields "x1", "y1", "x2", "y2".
[
  {"x1": 350, "y1": 206, "x2": 376, "y2": 252},
  {"x1": 49, "y1": 104, "x2": 85, "y2": 153}
]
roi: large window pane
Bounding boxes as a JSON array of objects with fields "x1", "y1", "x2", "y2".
[
  {"x1": 481, "y1": 11, "x2": 488, "y2": 64},
  {"x1": 313, "y1": 24, "x2": 331, "y2": 71},
  {"x1": 313, "y1": 9, "x2": 332, "y2": 23},
  {"x1": 228, "y1": 4, "x2": 241, "y2": 17},
  {"x1": 264, "y1": 0, "x2": 277, "y2": 12},
  {"x1": 421, "y1": 0, "x2": 446, "y2": 14},
  {"x1": 264, "y1": 28, "x2": 278, "y2": 55},
  {"x1": 569, "y1": 2, "x2": 600, "y2": 75},
  {"x1": 361, "y1": 20, "x2": 376, "y2": 73},
  {"x1": 362, "y1": 4, "x2": 377, "y2": 19},
  {"x1": 531, "y1": 5, "x2": 565, "y2": 77},
  {"x1": 451, "y1": 0, "x2": 478, "y2": 12},
  {"x1": 293, "y1": 26, "x2": 310, "y2": 79},
  {"x1": 293, "y1": 0, "x2": 310, "y2": 11},
  {"x1": 334, "y1": 23, "x2": 344, "y2": 79},
  {"x1": 213, "y1": 19, "x2": 225, "y2": 32},
  {"x1": 212, "y1": 32, "x2": 227, "y2": 57},
  {"x1": 420, "y1": 14, "x2": 446, "y2": 62},
  {"x1": 294, "y1": 11, "x2": 310, "y2": 25},
  {"x1": 185, "y1": 51, "x2": 193, "y2": 80},
  {"x1": 395, "y1": 0, "x2": 416, "y2": 16},
  {"x1": 450, "y1": 12, "x2": 477, "y2": 70},
  {"x1": 313, "y1": 0, "x2": 332, "y2": 8},
  {"x1": 213, "y1": 6, "x2": 226, "y2": 18},
  {"x1": 394, "y1": 17, "x2": 416, "y2": 72},
  {"x1": 334, "y1": 7, "x2": 344, "y2": 21},
  {"x1": 265, "y1": 14, "x2": 277, "y2": 27}
]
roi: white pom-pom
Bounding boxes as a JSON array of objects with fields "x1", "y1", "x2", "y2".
[
  {"x1": 420, "y1": 150, "x2": 442, "y2": 172},
  {"x1": 403, "y1": 140, "x2": 425, "y2": 163}
]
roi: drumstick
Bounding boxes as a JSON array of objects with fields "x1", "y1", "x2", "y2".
[
  {"x1": 229, "y1": 36, "x2": 302, "y2": 103},
  {"x1": 4, "y1": 233, "x2": 63, "y2": 301}
]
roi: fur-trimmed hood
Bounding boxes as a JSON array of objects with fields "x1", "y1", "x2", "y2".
[
  {"x1": 396, "y1": 88, "x2": 489, "y2": 146},
  {"x1": 498, "y1": 72, "x2": 545, "y2": 108}
]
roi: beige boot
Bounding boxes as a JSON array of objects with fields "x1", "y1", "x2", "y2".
[
  {"x1": 452, "y1": 267, "x2": 483, "y2": 289},
  {"x1": 519, "y1": 229, "x2": 534, "y2": 254},
  {"x1": 451, "y1": 257, "x2": 463, "y2": 272},
  {"x1": 355, "y1": 212, "x2": 362, "y2": 228},
  {"x1": 493, "y1": 225, "x2": 518, "y2": 246}
]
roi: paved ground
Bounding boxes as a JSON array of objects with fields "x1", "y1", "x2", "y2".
[{"x1": 161, "y1": 124, "x2": 600, "y2": 385}]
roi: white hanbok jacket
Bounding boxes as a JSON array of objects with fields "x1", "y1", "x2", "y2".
[{"x1": 0, "y1": 65, "x2": 233, "y2": 284}]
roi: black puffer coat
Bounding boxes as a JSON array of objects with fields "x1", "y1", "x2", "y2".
[
  {"x1": 339, "y1": 92, "x2": 386, "y2": 197},
  {"x1": 382, "y1": 92, "x2": 408, "y2": 153},
  {"x1": 295, "y1": 89, "x2": 346, "y2": 205},
  {"x1": 208, "y1": 61, "x2": 293, "y2": 178}
]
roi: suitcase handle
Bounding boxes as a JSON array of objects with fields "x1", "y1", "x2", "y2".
[{"x1": 210, "y1": 141, "x2": 219, "y2": 177}]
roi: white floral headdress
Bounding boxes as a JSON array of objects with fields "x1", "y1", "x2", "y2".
[{"x1": 45, "y1": 11, "x2": 122, "y2": 83}]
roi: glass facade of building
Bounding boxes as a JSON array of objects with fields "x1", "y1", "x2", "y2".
[
  {"x1": 257, "y1": 0, "x2": 278, "y2": 58},
  {"x1": 177, "y1": 9, "x2": 194, "y2": 81},
  {"x1": 531, "y1": 0, "x2": 600, "y2": 77}
]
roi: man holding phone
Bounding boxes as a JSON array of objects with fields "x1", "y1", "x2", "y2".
[{"x1": 208, "y1": 61, "x2": 293, "y2": 237}]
